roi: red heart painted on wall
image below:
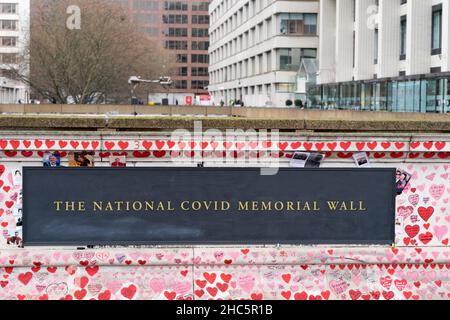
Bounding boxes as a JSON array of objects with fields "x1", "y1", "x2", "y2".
[
  {"x1": 18, "y1": 272, "x2": 33, "y2": 285},
  {"x1": 121, "y1": 284, "x2": 137, "y2": 300},
  {"x1": 98, "y1": 290, "x2": 111, "y2": 300},
  {"x1": 405, "y1": 225, "x2": 420, "y2": 238},
  {"x1": 418, "y1": 207, "x2": 434, "y2": 221},
  {"x1": 419, "y1": 232, "x2": 433, "y2": 244}
]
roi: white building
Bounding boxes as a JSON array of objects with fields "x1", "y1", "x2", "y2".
[
  {"x1": 312, "y1": 0, "x2": 450, "y2": 113},
  {"x1": 208, "y1": 0, "x2": 319, "y2": 107},
  {"x1": 0, "y1": 0, "x2": 29, "y2": 104}
]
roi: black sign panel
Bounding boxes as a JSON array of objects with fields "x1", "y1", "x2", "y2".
[{"x1": 23, "y1": 168, "x2": 395, "y2": 246}]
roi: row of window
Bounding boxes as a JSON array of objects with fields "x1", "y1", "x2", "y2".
[
  {"x1": 214, "y1": 84, "x2": 280, "y2": 100},
  {"x1": 165, "y1": 40, "x2": 209, "y2": 50},
  {"x1": 0, "y1": 3, "x2": 17, "y2": 14},
  {"x1": 0, "y1": 53, "x2": 18, "y2": 64},
  {"x1": 116, "y1": 0, "x2": 208, "y2": 12},
  {"x1": 133, "y1": 0, "x2": 159, "y2": 11},
  {"x1": 166, "y1": 28, "x2": 209, "y2": 37},
  {"x1": 162, "y1": 15, "x2": 209, "y2": 24},
  {"x1": 0, "y1": 36, "x2": 17, "y2": 47},
  {"x1": 176, "y1": 67, "x2": 209, "y2": 76},
  {"x1": 173, "y1": 80, "x2": 209, "y2": 89},
  {"x1": 0, "y1": 20, "x2": 17, "y2": 30},
  {"x1": 210, "y1": 1, "x2": 318, "y2": 39},
  {"x1": 176, "y1": 54, "x2": 209, "y2": 64},
  {"x1": 210, "y1": 13, "x2": 318, "y2": 66},
  {"x1": 210, "y1": 48, "x2": 317, "y2": 85},
  {"x1": 210, "y1": 0, "x2": 272, "y2": 26}
]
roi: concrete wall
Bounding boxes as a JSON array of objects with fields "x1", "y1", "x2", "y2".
[{"x1": 0, "y1": 128, "x2": 449, "y2": 299}]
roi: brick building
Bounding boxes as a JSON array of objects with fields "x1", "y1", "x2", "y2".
[{"x1": 117, "y1": 0, "x2": 211, "y2": 105}]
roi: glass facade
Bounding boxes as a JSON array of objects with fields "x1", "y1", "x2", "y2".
[{"x1": 307, "y1": 75, "x2": 450, "y2": 113}]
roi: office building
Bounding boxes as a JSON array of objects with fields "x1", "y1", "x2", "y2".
[
  {"x1": 309, "y1": 0, "x2": 450, "y2": 113},
  {"x1": 117, "y1": 0, "x2": 211, "y2": 104},
  {"x1": 0, "y1": 0, "x2": 29, "y2": 104},
  {"x1": 208, "y1": 0, "x2": 319, "y2": 107}
]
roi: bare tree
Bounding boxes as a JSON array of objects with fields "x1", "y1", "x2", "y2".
[{"x1": 11, "y1": 0, "x2": 176, "y2": 104}]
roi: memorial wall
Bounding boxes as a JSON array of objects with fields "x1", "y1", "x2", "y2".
[{"x1": 0, "y1": 122, "x2": 449, "y2": 300}]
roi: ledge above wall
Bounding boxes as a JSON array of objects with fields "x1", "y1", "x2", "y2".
[{"x1": 1, "y1": 105, "x2": 450, "y2": 132}]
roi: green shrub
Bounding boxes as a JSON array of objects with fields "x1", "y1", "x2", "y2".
[{"x1": 294, "y1": 99, "x2": 303, "y2": 107}]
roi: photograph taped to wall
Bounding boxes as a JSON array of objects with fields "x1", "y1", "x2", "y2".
[
  {"x1": 69, "y1": 151, "x2": 94, "y2": 167},
  {"x1": 15, "y1": 216, "x2": 23, "y2": 227},
  {"x1": 290, "y1": 152, "x2": 309, "y2": 168},
  {"x1": 12, "y1": 169, "x2": 22, "y2": 186},
  {"x1": 13, "y1": 206, "x2": 22, "y2": 217},
  {"x1": 43, "y1": 152, "x2": 61, "y2": 167},
  {"x1": 109, "y1": 155, "x2": 126, "y2": 167},
  {"x1": 6, "y1": 228, "x2": 22, "y2": 247},
  {"x1": 395, "y1": 169, "x2": 412, "y2": 196},
  {"x1": 290, "y1": 152, "x2": 325, "y2": 168},
  {"x1": 353, "y1": 152, "x2": 371, "y2": 168}
]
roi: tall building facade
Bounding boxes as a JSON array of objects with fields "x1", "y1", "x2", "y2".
[
  {"x1": 117, "y1": 0, "x2": 210, "y2": 104},
  {"x1": 310, "y1": 0, "x2": 450, "y2": 113},
  {"x1": 0, "y1": 0, "x2": 29, "y2": 104},
  {"x1": 208, "y1": 0, "x2": 319, "y2": 107}
]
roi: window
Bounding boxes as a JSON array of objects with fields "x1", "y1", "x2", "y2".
[
  {"x1": 276, "y1": 83, "x2": 294, "y2": 92},
  {"x1": 192, "y1": 15, "x2": 209, "y2": 24},
  {"x1": 192, "y1": 2, "x2": 209, "y2": 11},
  {"x1": 279, "y1": 13, "x2": 317, "y2": 35},
  {"x1": 192, "y1": 28, "x2": 208, "y2": 37},
  {"x1": 192, "y1": 41, "x2": 209, "y2": 50},
  {"x1": 192, "y1": 80, "x2": 209, "y2": 89},
  {"x1": 133, "y1": 0, "x2": 159, "y2": 10},
  {"x1": 165, "y1": 40, "x2": 188, "y2": 50},
  {"x1": 164, "y1": 1, "x2": 188, "y2": 11},
  {"x1": 0, "y1": 20, "x2": 17, "y2": 30},
  {"x1": 0, "y1": 3, "x2": 17, "y2": 13},
  {"x1": 400, "y1": 16, "x2": 407, "y2": 60},
  {"x1": 178, "y1": 67, "x2": 188, "y2": 76},
  {"x1": 278, "y1": 48, "x2": 317, "y2": 71},
  {"x1": 167, "y1": 28, "x2": 187, "y2": 37},
  {"x1": 174, "y1": 80, "x2": 187, "y2": 89},
  {"x1": 162, "y1": 14, "x2": 188, "y2": 24},
  {"x1": 191, "y1": 67, "x2": 208, "y2": 76},
  {"x1": 191, "y1": 54, "x2": 209, "y2": 63},
  {"x1": 177, "y1": 54, "x2": 188, "y2": 63},
  {"x1": 0, "y1": 36, "x2": 16, "y2": 47},
  {"x1": 432, "y1": 4, "x2": 442, "y2": 55},
  {"x1": 374, "y1": 28, "x2": 379, "y2": 64},
  {"x1": 0, "y1": 53, "x2": 18, "y2": 64}
]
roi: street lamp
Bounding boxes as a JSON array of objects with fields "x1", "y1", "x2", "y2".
[{"x1": 128, "y1": 76, "x2": 173, "y2": 105}]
